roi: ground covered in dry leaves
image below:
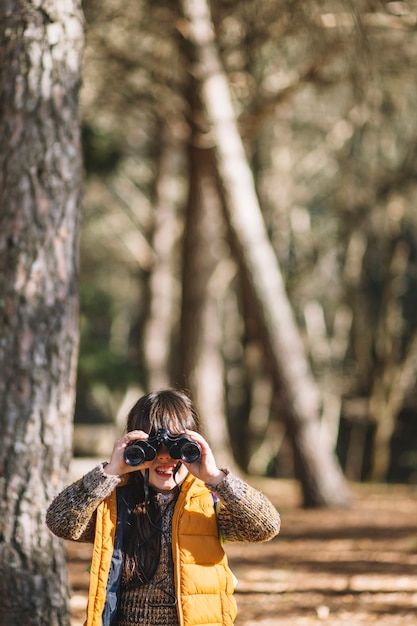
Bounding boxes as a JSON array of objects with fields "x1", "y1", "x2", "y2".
[{"x1": 67, "y1": 479, "x2": 417, "y2": 626}]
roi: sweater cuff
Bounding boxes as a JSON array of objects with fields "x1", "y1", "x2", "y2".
[
  {"x1": 208, "y1": 469, "x2": 247, "y2": 502},
  {"x1": 81, "y1": 463, "x2": 121, "y2": 499}
]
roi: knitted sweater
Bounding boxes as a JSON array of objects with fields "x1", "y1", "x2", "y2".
[
  {"x1": 117, "y1": 489, "x2": 179, "y2": 626},
  {"x1": 46, "y1": 466, "x2": 280, "y2": 625}
]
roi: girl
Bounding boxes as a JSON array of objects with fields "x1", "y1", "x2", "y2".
[{"x1": 46, "y1": 388, "x2": 280, "y2": 626}]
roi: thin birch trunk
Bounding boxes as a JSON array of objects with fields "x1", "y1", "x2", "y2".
[
  {"x1": 144, "y1": 127, "x2": 183, "y2": 390},
  {"x1": 179, "y1": 82, "x2": 236, "y2": 467}
]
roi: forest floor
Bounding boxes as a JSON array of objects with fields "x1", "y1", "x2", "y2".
[{"x1": 67, "y1": 477, "x2": 417, "y2": 626}]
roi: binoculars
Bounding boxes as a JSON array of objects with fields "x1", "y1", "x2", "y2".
[{"x1": 124, "y1": 428, "x2": 201, "y2": 467}]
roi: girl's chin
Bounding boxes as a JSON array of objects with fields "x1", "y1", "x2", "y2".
[
  {"x1": 150, "y1": 478, "x2": 177, "y2": 493},
  {"x1": 149, "y1": 468, "x2": 188, "y2": 490}
]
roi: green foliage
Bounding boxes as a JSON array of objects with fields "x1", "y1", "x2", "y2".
[
  {"x1": 75, "y1": 283, "x2": 144, "y2": 423},
  {"x1": 82, "y1": 123, "x2": 123, "y2": 175}
]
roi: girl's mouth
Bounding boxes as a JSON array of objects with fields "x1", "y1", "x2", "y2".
[{"x1": 155, "y1": 466, "x2": 175, "y2": 477}]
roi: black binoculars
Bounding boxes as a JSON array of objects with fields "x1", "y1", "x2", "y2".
[{"x1": 124, "y1": 428, "x2": 201, "y2": 467}]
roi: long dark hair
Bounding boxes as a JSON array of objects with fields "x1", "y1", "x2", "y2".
[{"x1": 122, "y1": 388, "x2": 199, "y2": 584}]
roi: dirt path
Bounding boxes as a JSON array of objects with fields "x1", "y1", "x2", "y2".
[{"x1": 67, "y1": 479, "x2": 417, "y2": 625}]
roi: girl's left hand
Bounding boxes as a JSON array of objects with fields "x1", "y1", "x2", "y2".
[{"x1": 182, "y1": 430, "x2": 226, "y2": 486}]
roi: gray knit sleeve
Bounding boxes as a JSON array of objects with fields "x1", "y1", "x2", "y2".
[
  {"x1": 45, "y1": 464, "x2": 121, "y2": 542},
  {"x1": 209, "y1": 470, "x2": 281, "y2": 543}
]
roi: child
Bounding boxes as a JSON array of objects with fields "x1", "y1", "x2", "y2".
[{"x1": 46, "y1": 388, "x2": 281, "y2": 626}]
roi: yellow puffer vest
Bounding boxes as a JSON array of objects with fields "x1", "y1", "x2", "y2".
[{"x1": 84, "y1": 474, "x2": 237, "y2": 626}]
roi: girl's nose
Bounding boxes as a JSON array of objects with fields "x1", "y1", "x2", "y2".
[{"x1": 156, "y1": 445, "x2": 171, "y2": 459}]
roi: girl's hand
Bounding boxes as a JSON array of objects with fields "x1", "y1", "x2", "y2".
[
  {"x1": 182, "y1": 430, "x2": 225, "y2": 486},
  {"x1": 104, "y1": 430, "x2": 153, "y2": 476}
]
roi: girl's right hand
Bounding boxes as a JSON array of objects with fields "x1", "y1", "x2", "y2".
[{"x1": 104, "y1": 430, "x2": 151, "y2": 476}]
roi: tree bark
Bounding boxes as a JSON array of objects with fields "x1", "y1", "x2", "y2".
[
  {"x1": 368, "y1": 241, "x2": 417, "y2": 481},
  {"x1": 0, "y1": 1, "x2": 83, "y2": 623},
  {"x1": 179, "y1": 84, "x2": 236, "y2": 468},
  {"x1": 179, "y1": 0, "x2": 350, "y2": 507},
  {"x1": 144, "y1": 125, "x2": 183, "y2": 390}
]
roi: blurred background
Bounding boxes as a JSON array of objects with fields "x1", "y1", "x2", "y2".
[{"x1": 74, "y1": 0, "x2": 417, "y2": 487}]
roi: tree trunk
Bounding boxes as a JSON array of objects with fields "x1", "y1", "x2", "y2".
[
  {"x1": 368, "y1": 240, "x2": 414, "y2": 481},
  {"x1": 179, "y1": 86, "x2": 236, "y2": 468},
  {"x1": 144, "y1": 126, "x2": 184, "y2": 390},
  {"x1": 179, "y1": 0, "x2": 350, "y2": 507},
  {"x1": 0, "y1": 2, "x2": 83, "y2": 624}
]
